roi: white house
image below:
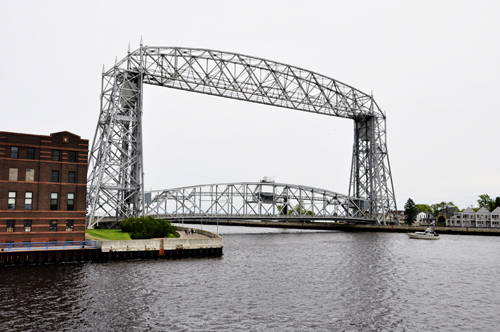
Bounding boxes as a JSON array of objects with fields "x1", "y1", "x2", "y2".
[
  {"x1": 416, "y1": 211, "x2": 432, "y2": 225},
  {"x1": 448, "y1": 206, "x2": 500, "y2": 228},
  {"x1": 492, "y1": 207, "x2": 500, "y2": 227}
]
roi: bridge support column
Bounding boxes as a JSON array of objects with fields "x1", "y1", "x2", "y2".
[
  {"x1": 87, "y1": 49, "x2": 145, "y2": 229},
  {"x1": 350, "y1": 110, "x2": 398, "y2": 224}
]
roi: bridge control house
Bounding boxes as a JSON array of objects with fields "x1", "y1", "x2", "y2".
[{"x1": 0, "y1": 131, "x2": 88, "y2": 244}]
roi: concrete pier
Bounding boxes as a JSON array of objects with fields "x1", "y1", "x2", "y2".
[
  {"x1": 0, "y1": 228, "x2": 223, "y2": 266},
  {"x1": 99, "y1": 227, "x2": 222, "y2": 253}
]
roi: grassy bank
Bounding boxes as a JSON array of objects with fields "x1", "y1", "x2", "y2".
[
  {"x1": 86, "y1": 229, "x2": 178, "y2": 240},
  {"x1": 86, "y1": 229, "x2": 132, "y2": 240}
]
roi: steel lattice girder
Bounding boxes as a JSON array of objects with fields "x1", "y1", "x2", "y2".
[
  {"x1": 87, "y1": 45, "x2": 398, "y2": 228},
  {"x1": 87, "y1": 62, "x2": 145, "y2": 228},
  {"x1": 144, "y1": 182, "x2": 371, "y2": 223}
]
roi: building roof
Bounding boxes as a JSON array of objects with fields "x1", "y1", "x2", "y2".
[
  {"x1": 476, "y1": 207, "x2": 490, "y2": 213},
  {"x1": 49, "y1": 131, "x2": 83, "y2": 139}
]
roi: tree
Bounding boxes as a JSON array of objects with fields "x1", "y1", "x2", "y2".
[
  {"x1": 495, "y1": 196, "x2": 500, "y2": 210},
  {"x1": 288, "y1": 201, "x2": 314, "y2": 216},
  {"x1": 477, "y1": 194, "x2": 495, "y2": 212},
  {"x1": 415, "y1": 204, "x2": 431, "y2": 213},
  {"x1": 120, "y1": 216, "x2": 177, "y2": 239},
  {"x1": 430, "y1": 201, "x2": 457, "y2": 217},
  {"x1": 277, "y1": 205, "x2": 287, "y2": 215},
  {"x1": 404, "y1": 198, "x2": 418, "y2": 226}
]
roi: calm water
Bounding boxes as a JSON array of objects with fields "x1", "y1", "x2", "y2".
[{"x1": 1, "y1": 225, "x2": 499, "y2": 331}]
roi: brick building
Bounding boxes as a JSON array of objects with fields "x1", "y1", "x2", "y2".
[{"x1": 0, "y1": 131, "x2": 88, "y2": 243}]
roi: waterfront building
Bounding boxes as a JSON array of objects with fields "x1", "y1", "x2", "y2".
[
  {"x1": 0, "y1": 131, "x2": 88, "y2": 243},
  {"x1": 416, "y1": 211, "x2": 433, "y2": 225},
  {"x1": 492, "y1": 207, "x2": 500, "y2": 227},
  {"x1": 447, "y1": 206, "x2": 500, "y2": 228},
  {"x1": 437, "y1": 207, "x2": 458, "y2": 224}
]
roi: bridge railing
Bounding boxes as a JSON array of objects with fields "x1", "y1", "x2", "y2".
[{"x1": 0, "y1": 241, "x2": 98, "y2": 252}]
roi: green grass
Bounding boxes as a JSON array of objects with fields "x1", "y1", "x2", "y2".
[
  {"x1": 86, "y1": 229, "x2": 178, "y2": 240},
  {"x1": 85, "y1": 229, "x2": 132, "y2": 240}
]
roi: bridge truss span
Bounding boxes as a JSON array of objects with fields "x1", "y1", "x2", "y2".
[
  {"x1": 145, "y1": 182, "x2": 371, "y2": 223},
  {"x1": 87, "y1": 43, "x2": 398, "y2": 228},
  {"x1": 135, "y1": 47, "x2": 378, "y2": 119}
]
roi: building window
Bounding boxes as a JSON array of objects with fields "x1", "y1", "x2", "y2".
[
  {"x1": 24, "y1": 220, "x2": 32, "y2": 232},
  {"x1": 69, "y1": 151, "x2": 77, "y2": 162},
  {"x1": 49, "y1": 220, "x2": 57, "y2": 232},
  {"x1": 67, "y1": 193, "x2": 75, "y2": 211},
  {"x1": 51, "y1": 170, "x2": 60, "y2": 182},
  {"x1": 9, "y1": 168, "x2": 18, "y2": 181},
  {"x1": 25, "y1": 192, "x2": 33, "y2": 210},
  {"x1": 68, "y1": 171, "x2": 76, "y2": 183},
  {"x1": 10, "y1": 146, "x2": 19, "y2": 158},
  {"x1": 27, "y1": 148, "x2": 35, "y2": 159},
  {"x1": 6, "y1": 220, "x2": 15, "y2": 232},
  {"x1": 8, "y1": 192, "x2": 16, "y2": 210},
  {"x1": 50, "y1": 193, "x2": 58, "y2": 210},
  {"x1": 66, "y1": 220, "x2": 74, "y2": 231},
  {"x1": 26, "y1": 168, "x2": 35, "y2": 182},
  {"x1": 52, "y1": 150, "x2": 60, "y2": 161}
]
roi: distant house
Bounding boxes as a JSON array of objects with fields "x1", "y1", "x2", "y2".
[
  {"x1": 437, "y1": 207, "x2": 458, "y2": 224},
  {"x1": 448, "y1": 207, "x2": 474, "y2": 227},
  {"x1": 448, "y1": 206, "x2": 500, "y2": 228},
  {"x1": 416, "y1": 211, "x2": 433, "y2": 225},
  {"x1": 476, "y1": 207, "x2": 490, "y2": 227},
  {"x1": 492, "y1": 207, "x2": 500, "y2": 227}
]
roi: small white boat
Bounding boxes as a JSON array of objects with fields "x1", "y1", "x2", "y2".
[{"x1": 408, "y1": 227, "x2": 440, "y2": 240}]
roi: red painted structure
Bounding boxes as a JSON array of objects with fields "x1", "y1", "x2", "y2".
[{"x1": 0, "y1": 131, "x2": 88, "y2": 243}]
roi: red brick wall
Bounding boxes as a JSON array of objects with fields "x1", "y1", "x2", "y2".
[{"x1": 0, "y1": 131, "x2": 88, "y2": 243}]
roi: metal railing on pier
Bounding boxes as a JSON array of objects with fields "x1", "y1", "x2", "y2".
[{"x1": 0, "y1": 241, "x2": 98, "y2": 252}]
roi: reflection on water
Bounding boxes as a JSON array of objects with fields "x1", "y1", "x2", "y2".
[{"x1": 1, "y1": 226, "x2": 499, "y2": 331}]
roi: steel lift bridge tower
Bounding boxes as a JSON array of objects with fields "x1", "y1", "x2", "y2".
[{"x1": 87, "y1": 43, "x2": 398, "y2": 228}]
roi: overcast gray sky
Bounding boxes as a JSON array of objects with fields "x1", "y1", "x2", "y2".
[{"x1": 1, "y1": 0, "x2": 499, "y2": 210}]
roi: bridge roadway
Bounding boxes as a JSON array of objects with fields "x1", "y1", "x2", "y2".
[
  {"x1": 93, "y1": 215, "x2": 376, "y2": 229},
  {"x1": 143, "y1": 182, "x2": 379, "y2": 226}
]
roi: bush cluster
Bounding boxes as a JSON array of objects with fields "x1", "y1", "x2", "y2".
[{"x1": 120, "y1": 216, "x2": 177, "y2": 239}]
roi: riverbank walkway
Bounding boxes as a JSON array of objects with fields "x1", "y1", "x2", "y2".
[{"x1": 177, "y1": 229, "x2": 208, "y2": 239}]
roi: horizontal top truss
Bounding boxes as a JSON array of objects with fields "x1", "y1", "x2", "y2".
[{"x1": 111, "y1": 46, "x2": 384, "y2": 120}]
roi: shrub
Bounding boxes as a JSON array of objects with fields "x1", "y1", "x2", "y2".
[{"x1": 120, "y1": 216, "x2": 177, "y2": 239}]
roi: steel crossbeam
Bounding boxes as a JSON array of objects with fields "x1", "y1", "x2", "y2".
[{"x1": 87, "y1": 43, "x2": 398, "y2": 228}]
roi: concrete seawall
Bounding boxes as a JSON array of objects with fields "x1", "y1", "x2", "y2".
[
  {"x1": 100, "y1": 231, "x2": 223, "y2": 252},
  {"x1": 194, "y1": 220, "x2": 500, "y2": 236},
  {"x1": 0, "y1": 229, "x2": 223, "y2": 265}
]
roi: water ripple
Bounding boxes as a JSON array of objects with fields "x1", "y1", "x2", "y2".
[{"x1": 1, "y1": 231, "x2": 500, "y2": 331}]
